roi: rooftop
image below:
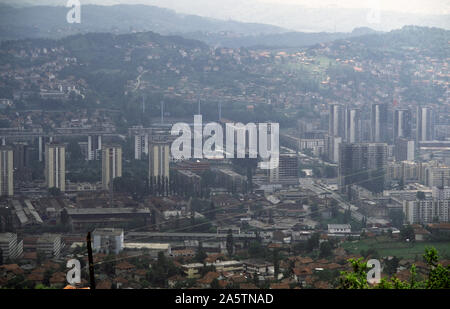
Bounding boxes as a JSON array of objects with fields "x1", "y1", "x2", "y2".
[
  {"x1": 93, "y1": 228, "x2": 124, "y2": 236},
  {"x1": 124, "y1": 243, "x2": 170, "y2": 250}
]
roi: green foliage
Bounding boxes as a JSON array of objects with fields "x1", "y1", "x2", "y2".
[
  {"x1": 273, "y1": 249, "x2": 280, "y2": 280},
  {"x1": 339, "y1": 247, "x2": 450, "y2": 289},
  {"x1": 389, "y1": 209, "x2": 404, "y2": 229},
  {"x1": 416, "y1": 191, "x2": 426, "y2": 200},
  {"x1": 306, "y1": 233, "x2": 320, "y2": 252},
  {"x1": 319, "y1": 241, "x2": 333, "y2": 258},
  {"x1": 338, "y1": 258, "x2": 370, "y2": 289},
  {"x1": 199, "y1": 265, "x2": 216, "y2": 277},
  {"x1": 423, "y1": 247, "x2": 450, "y2": 289},
  {"x1": 400, "y1": 225, "x2": 415, "y2": 242},
  {"x1": 195, "y1": 242, "x2": 207, "y2": 264},
  {"x1": 48, "y1": 187, "x2": 61, "y2": 197},
  {"x1": 210, "y1": 278, "x2": 221, "y2": 289},
  {"x1": 383, "y1": 256, "x2": 400, "y2": 276},
  {"x1": 248, "y1": 241, "x2": 266, "y2": 259},
  {"x1": 146, "y1": 252, "x2": 181, "y2": 288}
]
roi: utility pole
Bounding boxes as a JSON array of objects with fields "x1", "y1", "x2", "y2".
[{"x1": 86, "y1": 232, "x2": 96, "y2": 290}]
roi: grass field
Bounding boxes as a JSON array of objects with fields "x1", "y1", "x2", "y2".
[
  {"x1": 341, "y1": 236, "x2": 450, "y2": 260},
  {"x1": 281, "y1": 56, "x2": 333, "y2": 77}
]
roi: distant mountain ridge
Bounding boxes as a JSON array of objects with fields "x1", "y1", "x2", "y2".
[
  {"x1": 0, "y1": 4, "x2": 385, "y2": 48},
  {"x1": 0, "y1": 4, "x2": 286, "y2": 41},
  {"x1": 182, "y1": 27, "x2": 381, "y2": 49},
  {"x1": 1, "y1": 4, "x2": 448, "y2": 50}
]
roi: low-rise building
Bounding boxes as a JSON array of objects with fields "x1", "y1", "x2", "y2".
[
  {"x1": 123, "y1": 242, "x2": 171, "y2": 258},
  {"x1": 0, "y1": 233, "x2": 23, "y2": 261},
  {"x1": 327, "y1": 224, "x2": 351, "y2": 234},
  {"x1": 93, "y1": 228, "x2": 124, "y2": 255},
  {"x1": 36, "y1": 234, "x2": 63, "y2": 258}
]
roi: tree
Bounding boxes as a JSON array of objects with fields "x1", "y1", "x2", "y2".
[
  {"x1": 339, "y1": 247, "x2": 449, "y2": 289},
  {"x1": 60, "y1": 208, "x2": 69, "y2": 226},
  {"x1": 273, "y1": 249, "x2": 280, "y2": 281},
  {"x1": 319, "y1": 241, "x2": 333, "y2": 258},
  {"x1": 210, "y1": 278, "x2": 220, "y2": 289},
  {"x1": 195, "y1": 242, "x2": 207, "y2": 264},
  {"x1": 361, "y1": 216, "x2": 367, "y2": 228},
  {"x1": 310, "y1": 204, "x2": 319, "y2": 220},
  {"x1": 43, "y1": 269, "x2": 53, "y2": 286},
  {"x1": 99, "y1": 254, "x2": 116, "y2": 276},
  {"x1": 423, "y1": 247, "x2": 450, "y2": 289},
  {"x1": 268, "y1": 209, "x2": 274, "y2": 224},
  {"x1": 248, "y1": 241, "x2": 265, "y2": 259},
  {"x1": 67, "y1": 140, "x2": 83, "y2": 161},
  {"x1": 389, "y1": 209, "x2": 404, "y2": 229},
  {"x1": 226, "y1": 229, "x2": 234, "y2": 257},
  {"x1": 416, "y1": 191, "x2": 426, "y2": 200},
  {"x1": 208, "y1": 202, "x2": 216, "y2": 221},
  {"x1": 48, "y1": 187, "x2": 61, "y2": 197},
  {"x1": 384, "y1": 256, "x2": 400, "y2": 276},
  {"x1": 400, "y1": 225, "x2": 415, "y2": 242},
  {"x1": 306, "y1": 233, "x2": 320, "y2": 252}
]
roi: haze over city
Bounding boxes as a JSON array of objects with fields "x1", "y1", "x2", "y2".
[{"x1": 0, "y1": 0, "x2": 448, "y2": 293}]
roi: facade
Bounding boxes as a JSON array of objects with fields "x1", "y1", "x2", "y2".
[
  {"x1": 424, "y1": 166, "x2": 450, "y2": 187},
  {"x1": 134, "y1": 134, "x2": 149, "y2": 160},
  {"x1": 433, "y1": 187, "x2": 450, "y2": 200},
  {"x1": 102, "y1": 145, "x2": 122, "y2": 191},
  {"x1": 346, "y1": 107, "x2": 361, "y2": 143},
  {"x1": 87, "y1": 135, "x2": 102, "y2": 161},
  {"x1": 329, "y1": 104, "x2": 346, "y2": 139},
  {"x1": 328, "y1": 224, "x2": 351, "y2": 234},
  {"x1": 36, "y1": 233, "x2": 63, "y2": 258},
  {"x1": 371, "y1": 103, "x2": 389, "y2": 143},
  {"x1": 298, "y1": 138, "x2": 325, "y2": 156},
  {"x1": 217, "y1": 168, "x2": 246, "y2": 192},
  {"x1": 416, "y1": 106, "x2": 433, "y2": 142},
  {"x1": 0, "y1": 233, "x2": 23, "y2": 260},
  {"x1": 12, "y1": 142, "x2": 33, "y2": 182},
  {"x1": 403, "y1": 199, "x2": 449, "y2": 224},
  {"x1": 393, "y1": 109, "x2": 412, "y2": 141},
  {"x1": 175, "y1": 169, "x2": 201, "y2": 195},
  {"x1": 387, "y1": 161, "x2": 421, "y2": 183},
  {"x1": 92, "y1": 228, "x2": 124, "y2": 255},
  {"x1": 129, "y1": 125, "x2": 152, "y2": 160},
  {"x1": 45, "y1": 143, "x2": 66, "y2": 192},
  {"x1": 0, "y1": 146, "x2": 13, "y2": 196},
  {"x1": 338, "y1": 143, "x2": 387, "y2": 194},
  {"x1": 123, "y1": 243, "x2": 171, "y2": 258},
  {"x1": 394, "y1": 138, "x2": 415, "y2": 162},
  {"x1": 268, "y1": 153, "x2": 299, "y2": 186},
  {"x1": 327, "y1": 136, "x2": 342, "y2": 163},
  {"x1": 66, "y1": 208, "x2": 151, "y2": 231},
  {"x1": 149, "y1": 141, "x2": 170, "y2": 183}
]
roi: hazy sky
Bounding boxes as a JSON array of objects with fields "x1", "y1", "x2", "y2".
[
  {"x1": 256, "y1": 0, "x2": 449, "y2": 15},
  {"x1": 89, "y1": 0, "x2": 448, "y2": 15}
]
